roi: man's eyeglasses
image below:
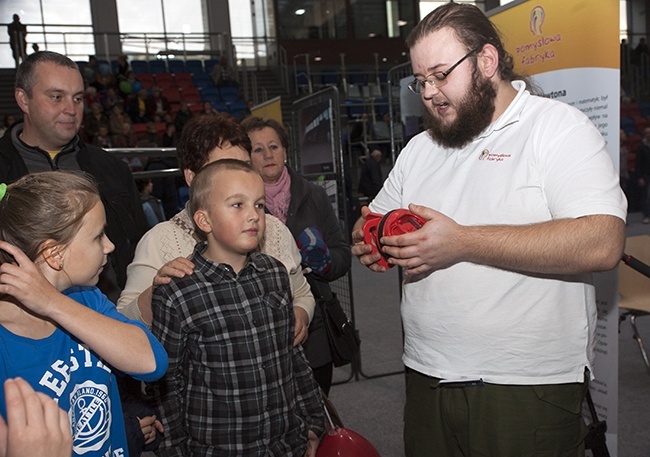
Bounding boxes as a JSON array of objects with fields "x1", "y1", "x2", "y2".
[{"x1": 407, "y1": 48, "x2": 479, "y2": 94}]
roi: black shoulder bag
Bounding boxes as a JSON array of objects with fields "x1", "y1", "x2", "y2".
[{"x1": 308, "y1": 277, "x2": 360, "y2": 367}]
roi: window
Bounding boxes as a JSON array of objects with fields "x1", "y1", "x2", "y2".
[{"x1": 1, "y1": 0, "x2": 93, "y2": 67}]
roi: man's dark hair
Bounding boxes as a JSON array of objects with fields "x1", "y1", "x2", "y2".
[
  {"x1": 15, "y1": 51, "x2": 78, "y2": 97},
  {"x1": 405, "y1": 3, "x2": 524, "y2": 84}
]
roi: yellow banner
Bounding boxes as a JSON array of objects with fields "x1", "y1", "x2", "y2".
[
  {"x1": 490, "y1": 0, "x2": 619, "y2": 74},
  {"x1": 250, "y1": 96, "x2": 283, "y2": 124}
]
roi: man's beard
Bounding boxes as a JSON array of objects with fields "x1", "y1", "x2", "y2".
[{"x1": 422, "y1": 75, "x2": 497, "y2": 149}]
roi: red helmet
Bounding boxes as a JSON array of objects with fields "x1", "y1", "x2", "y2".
[{"x1": 316, "y1": 426, "x2": 381, "y2": 457}]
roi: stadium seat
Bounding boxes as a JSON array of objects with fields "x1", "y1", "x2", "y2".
[
  {"x1": 132, "y1": 123, "x2": 148, "y2": 138},
  {"x1": 155, "y1": 73, "x2": 174, "y2": 86},
  {"x1": 149, "y1": 59, "x2": 167, "y2": 74},
  {"x1": 167, "y1": 60, "x2": 186, "y2": 74},
  {"x1": 174, "y1": 73, "x2": 194, "y2": 88},
  {"x1": 193, "y1": 73, "x2": 213, "y2": 89},
  {"x1": 186, "y1": 59, "x2": 204, "y2": 75},
  {"x1": 131, "y1": 60, "x2": 148, "y2": 74},
  {"x1": 164, "y1": 87, "x2": 182, "y2": 103},
  {"x1": 219, "y1": 85, "x2": 239, "y2": 102},
  {"x1": 200, "y1": 86, "x2": 220, "y2": 99}
]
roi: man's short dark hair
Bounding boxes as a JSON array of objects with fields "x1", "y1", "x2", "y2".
[
  {"x1": 15, "y1": 51, "x2": 79, "y2": 97},
  {"x1": 405, "y1": 3, "x2": 522, "y2": 84}
]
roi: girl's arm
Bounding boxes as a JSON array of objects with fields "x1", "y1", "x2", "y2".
[{"x1": 0, "y1": 241, "x2": 166, "y2": 377}]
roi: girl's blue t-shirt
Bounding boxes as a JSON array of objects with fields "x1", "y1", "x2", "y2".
[{"x1": 0, "y1": 286, "x2": 168, "y2": 457}]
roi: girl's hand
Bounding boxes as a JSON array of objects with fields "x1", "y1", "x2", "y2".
[{"x1": 0, "y1": 241, "x2": 61, "y2": 318}]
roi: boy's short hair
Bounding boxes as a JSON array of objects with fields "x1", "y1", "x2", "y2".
[{"x1": 189, "y1": 159, "x2": 259, "y2": 239}]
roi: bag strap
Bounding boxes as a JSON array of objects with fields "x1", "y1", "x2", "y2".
[{"x1": 306, "y1": 274, "x2": 334, "y2": 301}]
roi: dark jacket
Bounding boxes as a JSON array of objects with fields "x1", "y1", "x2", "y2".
[
  {"x1": 0, "y1": 123, "x2": 148, "y2": 302},
  {"x1": 283, "y1": 166, "x2": 352, "y2": 367},
  {"x1": 358, "y1": 157, "x2": 383, "y2": 200}
]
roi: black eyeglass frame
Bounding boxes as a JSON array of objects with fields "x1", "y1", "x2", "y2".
[{"x1": 407, "y1": 48, "x2": 480, "y2": 94}]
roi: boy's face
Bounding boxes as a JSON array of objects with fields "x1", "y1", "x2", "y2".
[{"x1": 196, "y1": 169, "x2": 266, "y2": 264}]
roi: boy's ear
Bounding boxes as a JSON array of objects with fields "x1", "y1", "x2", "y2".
[{"x1": 193, "y1": 209, "x2": 211, "y2": 234}]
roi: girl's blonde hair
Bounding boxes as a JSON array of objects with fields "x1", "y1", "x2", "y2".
[{"x1": 0, "y1": 171, "x2": 100, "y2": 263}]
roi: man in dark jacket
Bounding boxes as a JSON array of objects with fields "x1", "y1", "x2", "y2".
[
  {"x1": 0, "y1": 50, "x2": 147, "y2": 303},
  {"x1": 358, "y1": 149, "x2": 384, "y2": 201}
]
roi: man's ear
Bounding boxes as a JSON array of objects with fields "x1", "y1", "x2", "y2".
[
  {"x1": 477, "y1": 43, "x2": 500, "y2": 80},
  {"x1": 183, "y1": 168, "x2": 195, "y2": 187},
  {"x1": 15, "y1": 88, "x2": 29, "y2": 114},
  {"x1": 40, "y1": 241, "x2": 64, "y2": 272},
  {"x1": 193, "y1": 209, "x2": 211, "y2": 234}
]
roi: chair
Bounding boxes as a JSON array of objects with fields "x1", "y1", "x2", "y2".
[
  {"x1": 619, "y1": 235, "x2": 650, "y2": 372},
  {"x1": 212, "y1": 101, "x2": 230, "y2": 113},
  {"x1": 219, "y1": 85, "x2": 240, "y2": 102},
  {"x1": 205, "y1": 58, "x2": 220, "y2": 73},
  {"x1": 169, "y1": 102, "x2": 181, "y2": 116},
  {"x1": 180, "y1": 88, "x2": 202, "y2": 105},
  {"x1": 149, "y1": 59, "x2": 167, "y2": 74},
  {"x1": 321, "y1": 70, "x2": 340, "y2": 87},
  {"x1": 167, "y1": 59, "x2": 186, "y2": 74},
  {"x1": 154, "y1": 72, "x2": 174, "y2": 86},
  {"x1": 188, "y1": 102, "x2": 203, "y2": 115},
  {"x1": 164, "y1": 87, "x2": 182, "y2": 104},
  {"x1": 137, "y1": 73, "x2": 155, "y2": 89},
  {"x1": 174, "y1": 73, "x2": 194, "y2": 89},
  {"x1": 186, "y1": 59, "x2": 204, "y2": 75},
  {"x1": 132, "y1": 122, "x2": 148, "y2": 139},
  {"x1": 229, "y1": 100, "x2": 248, "y2": 118},
  {"x1": 131, "y1": 60, "x2": 149, "y2": 74},
  {"x1": 193, "y1": 74, "x2": 213, "y2": 89},
  {"x1": 154, "y1": 122, "x2": 167, "y2": 135},
  {"x1": 200, "y1": 86, "x2": 220, "y2": 99}
]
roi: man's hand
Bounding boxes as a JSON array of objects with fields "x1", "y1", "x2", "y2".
[
  {"x1": 380, "y1": 204, "x2": 463, "y2": 279},
  {"x1": 351, "y1": 206, "x2": 388, "y2": 272},
  {"x1": 138, "y1": 414, "x2": 164, "y2": 446}
]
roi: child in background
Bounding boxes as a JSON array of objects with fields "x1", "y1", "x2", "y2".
[
  {"x1": 149, "y1": 159, "x2": 325, "y2": 456},
  {"x1": 0, "y1": 172, "x2": 168, "y2": 457}
]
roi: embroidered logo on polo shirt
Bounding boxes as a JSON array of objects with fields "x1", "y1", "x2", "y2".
[{"x1": 478, "y1": 149, "x2": 512, "y2": 162}]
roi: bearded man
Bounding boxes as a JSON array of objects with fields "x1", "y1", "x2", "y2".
[{"x1": 351, "y1": 3, "x2": 627, "y2": 456}]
